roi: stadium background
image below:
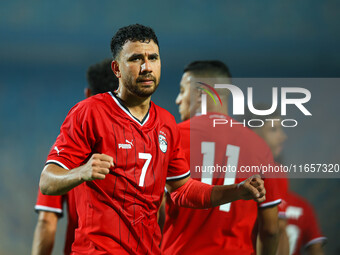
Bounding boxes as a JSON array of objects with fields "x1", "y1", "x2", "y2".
[{"x1": 0, "y1": 1, "x2": 339, "y2": 254}]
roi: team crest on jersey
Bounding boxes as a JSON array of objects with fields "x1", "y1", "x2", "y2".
[{"x1": 159, "y1": 134, "x2": 167, "y2": 153}]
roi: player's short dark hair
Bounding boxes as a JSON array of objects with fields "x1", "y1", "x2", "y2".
[
  {"x1": 110, "y1": 24, "x2": 159, "y2": 59},
  {"x1": 184, "y1": 60, "x2": 232, "y2": 78},
  {"x1": 86, "y1": 59, "x2": 119, "y2": 95},
  {"x1": 243, "y1": 104, "x2": 281, "y2": 128}
]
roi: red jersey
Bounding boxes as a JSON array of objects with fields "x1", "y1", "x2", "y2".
[
  {"x1": 161, "y1": 113, "x2": 282, "y2": 255},
  {"x1": 275, "y1": 171, "x2": 289, "y2": 218},
  {"x1": 285, "y1": 192, "x2": 326, "y2": 255},
  {"x1": 35, "y1": 190, "x2": 77, "y2": 255},
  {"x1": 46, "y1": 92, "x2": 190, "y2": 255},
  {"x1": 34, "y1": 189, "x2": 78, "y2": 255}
]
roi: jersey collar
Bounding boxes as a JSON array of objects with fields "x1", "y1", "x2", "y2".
[{"x1": 109, "y1": 91, "x2": 150, "y2": 126}]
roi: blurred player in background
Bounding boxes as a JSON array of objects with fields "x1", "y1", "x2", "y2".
[
  {"x1": 244, "y1": 105, "x2": 290, "y2": 255},
  {"x1": 245, "y1": 105, "x2": 326, "y2": 255},
  {"x1": 161, "y1": 60, "x2": 281, "y2": 255},
  {"x1": 39, "y1": 24, "x2": 266, "y2": 255},
  {"x1": 285, "y1": 191, "x2": 326, "y2": 255},
  {"x1": 31, "y1": 59, "x2": 118, "y2": 255}
]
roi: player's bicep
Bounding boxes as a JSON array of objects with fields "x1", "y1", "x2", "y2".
[
  {"x1": 166, "y1": 176, "x2": 190, "y2": 193},
  {"x1": 258, "y1": 205, "x2": 279, "y2": 236},
  {"x1": 306, "y1": 242, "x2": 324, "y2": 255},
  {"x1": 40, "y1": 164, "x2": 69, "y2": 194}
]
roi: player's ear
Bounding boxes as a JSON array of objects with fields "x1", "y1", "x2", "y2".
[
  {"x1": 111, "y1": 60, "x2": 121, "y2": 78},
  {"x1": 84, "y1": 88, "x2": 92, "y2": 98},
  {"x1": 194, "y1": 85, "x2": 203, "y2": 102}
]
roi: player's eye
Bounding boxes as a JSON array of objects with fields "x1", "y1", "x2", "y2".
[
  {"x1": 129, "y1": 55, "x2": 143, "y2": 62},
  {"x1": 149, "y1": 55, "x2": 158, "y2": 61}
]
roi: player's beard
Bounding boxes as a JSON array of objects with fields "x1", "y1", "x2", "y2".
[{"x1": 124, "y1": 74, "x2": 159, "y2": 98}]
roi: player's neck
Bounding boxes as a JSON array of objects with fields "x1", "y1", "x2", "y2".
[{"x1": 116, "y1": 90, "x2": 151, "y2": 122}]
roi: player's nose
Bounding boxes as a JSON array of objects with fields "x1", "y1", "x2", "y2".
[
  {"x1": 176, "y1": 94, "x2": 181, "y2": 105},
  {"x1": 280, "y1": 129, "x2": 288, "y2": 141},
  {"x1": 141, "y1": 60, "x2": 152, "y2": 73}
]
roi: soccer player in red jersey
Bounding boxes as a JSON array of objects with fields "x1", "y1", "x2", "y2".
[
  {"x1": 245, "y1": 104, "x2": 327, "y2": 255},
  {"x1": 32, "y1": 59, "x2": 118, "y2": 255},
  {"x1": 285, "y1": 192, "x2": 326, "y2": 255},
  {"x1": 244, "y1": 104, "x2": 290, "y2": 255},
  {"x1": 39, "y1": 24, "x2": 266, "y2": 255},
  {"x1": 161, "y1": 61, "x2": 281, "y2": 255}
]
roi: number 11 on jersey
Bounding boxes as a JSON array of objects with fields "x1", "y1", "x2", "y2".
[{"x1": 201, "y1": 142, "x2": 240, "y2": 212}]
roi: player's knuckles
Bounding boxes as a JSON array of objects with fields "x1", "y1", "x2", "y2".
[
  {"x1": 91, "y1": 153, "x2": 102, "y2": 160},
  {"x1": 258, "y1": 196, "x2": 266, "y2": 203},
  {"x1": 249, "y1": 186, "x2": 259, "y2": 198},
  {"x1": 92, "y1": 173, "x2": 106, "y2": 180},
  {"x1": 253, "y1": 174, "x2": 261, "y2": 179},
  {"x1": 99, "y1": 154, "x2": 113, "y2": 162},
  {"x1": 91, "y1": 158, "x2": 103, "y2": 167},
  {"x1": 261, "y1": 186, "x2": 266, "y2": 195},
  {"x1": 99, "y1": 168, "x2": 110, "y2": 175},
  {"x1": 100, "y1": 161, "x2": 111, "y2": 169}
]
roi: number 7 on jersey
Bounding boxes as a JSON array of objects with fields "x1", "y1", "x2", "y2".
[{"x1": 138, "y1": 153, "x2": 152, "y2": 187}]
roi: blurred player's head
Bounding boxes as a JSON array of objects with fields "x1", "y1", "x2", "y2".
[
  {"x1": 244, "y1": 104, "x2": 287, "y2": 160},
  {"x1": 110, "y1": 24, "x2": 160, "y2": 98},
  {"x1": 85, "y1": 59, "x2": 119, "y2": 98},
  {"x1": 176, "y1": 60, "x2": 231, "y2": 121}
]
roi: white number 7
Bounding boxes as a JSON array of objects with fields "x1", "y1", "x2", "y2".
[{"x1": 138, "y1": 153, "x2": 152, "y2": 187}]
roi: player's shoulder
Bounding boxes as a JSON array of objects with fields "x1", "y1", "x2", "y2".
[
  {"x1": 177, "y1": 119, "x2": 190, "y2": 130},
  {"x1": 78, "y1": 92, "x2": 111, "y2": 107},
  {"x1": 287, "y1": 191, "x2": 311, "y2": 208},
  {"x1": 152, "y1": 102, "x2": 177, "y2": 125},
  {"x1": 69, "y1": 92, "x2": 112, "y2": 115}
]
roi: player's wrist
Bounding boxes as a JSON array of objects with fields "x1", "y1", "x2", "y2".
[
  {"x1": 236, "y1": 181, "x2": 250, "y2": 200},
  {"x1": 73, "y1": 164, "x2": 88, "y2": 182},
  {"x1": 231, "y1": 183, "x2": 243, "y2": 201}
]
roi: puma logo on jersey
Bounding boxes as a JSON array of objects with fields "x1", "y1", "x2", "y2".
[
  {"x1": 118, "y1": 139, "x2": 134, "y2": 149},
  {"x1": 125, "y1": 139, "x2": 134, "y2": 147},
  {"x1": 118, "y1": 143, "x2": 132, "y2": 149},
  {"x1": 54, "y1": 146, "x2": 64, "y2": 156}
]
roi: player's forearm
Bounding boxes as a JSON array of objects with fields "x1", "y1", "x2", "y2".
[
  {"x1": 210, "y1": 184, "x2": 241, "y2": 207},
  {"x1": 168, "y1": 175, "x2": 265, "y2": 209},
  {"x1": 276, "y1": 219, "x2": 289, "y2": 255},
  {"x1": 31, "y1": 217, "x2": 57, "y2": 255},
  {"x1": 260, "y1": 233, "x2": 279, "y2": 255},
  {"x1": 258, "y1": 207, "x2": 280, "y2": 255},
  {"x1": 40, "y1": 164, "x2": 83, "y2": 195},
  {"x1": 40, "y1": 153, "x2": 113, "y2": 195},
  {"x1": 306, "y1": 243, "x2": 325, "y2": 255}
]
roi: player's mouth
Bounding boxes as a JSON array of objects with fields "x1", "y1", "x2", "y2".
[
  {"x1": 137, "y1": 75, "x2": 156, "y2": 85},
  {"x1": 138, "y1": 79, "x2": 154, "y2": 85}
]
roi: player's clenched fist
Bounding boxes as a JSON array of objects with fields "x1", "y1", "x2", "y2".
[
  {"x1": 80, "y1": 153, "x2": 114, "y2": 181},
  {"x1": 237, "y1": 175, "x2": 266, "y2": 203}
]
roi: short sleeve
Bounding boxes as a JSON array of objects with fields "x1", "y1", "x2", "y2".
[
  {"x1": 259, "y1": 178, "x2": 282, "y2": 208},
  {"x1": 166, "y1": 123, "x2": 190, "y2": 181},
  {"x1": 277, "y1": 177, "x2": 289, "y2": 218},
  {"x1": 35, "y1": 189, "x2": 64, "y2": 215},
  {"x1": 46, "y1": 101, "x2": 96, "y2": 170},
  {"x1": 303, "y1": 203, "x2": 327, "y2": 248},
  {"x1": 258, "y1": 148, "x2": 282, "y2": 208}
]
